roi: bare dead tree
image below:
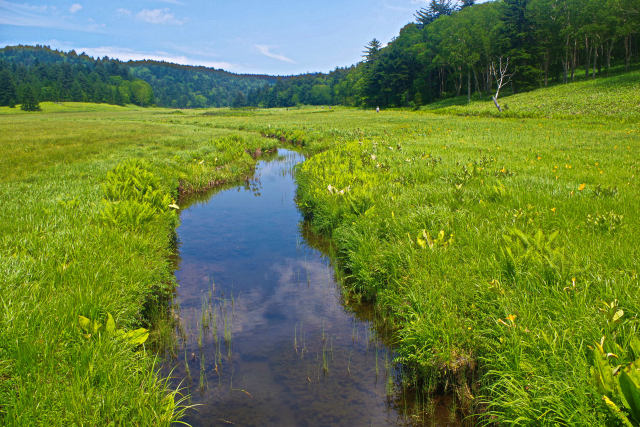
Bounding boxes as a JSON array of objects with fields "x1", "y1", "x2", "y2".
[{"x1": 490, "y1": 56, "x2": 513, "y2": 113}]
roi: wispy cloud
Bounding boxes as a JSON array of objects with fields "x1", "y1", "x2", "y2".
[
  {"x1": 157, "y1": 0, "x2": 185, "y2": 5},
  {"x1": 136, "y1": 8, "x2": 184, "y2": 25},
  {"x1": 69, "y1": 3, "x2": 82, "y2": 13},
  {"x1": 0, "y1": 1, "x2": 102, "y2": 32},
  {"x1": 255, "y1": 44, "x2": 295, "y2": 64},
  {"x1": 116, "y1": 8, "x2": 131, "y2": 16}
]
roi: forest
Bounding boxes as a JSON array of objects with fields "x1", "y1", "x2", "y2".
[
  {"x1": 1, "y1": 0, "x2": 639, "y2": 109},
  {"x1": 254, "y1": 0, "x2": 640, "y2": 108}
]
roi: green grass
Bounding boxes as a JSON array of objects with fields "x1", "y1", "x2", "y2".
[
  {"x1": 0, "y1": 106, "x2": 279, "y2": 424},
  {"x1": 1, "y1": 70, "x2": 639, "y2": 425}
]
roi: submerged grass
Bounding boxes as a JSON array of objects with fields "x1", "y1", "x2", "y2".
[{"x1": 1, "y1": 69, "x2": 638, "y2": 425}]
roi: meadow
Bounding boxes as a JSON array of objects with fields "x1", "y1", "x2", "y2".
[{"x1": 0, "y1": 70, "x2": 639, "y2": 425}]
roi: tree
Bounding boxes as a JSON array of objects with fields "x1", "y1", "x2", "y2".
[
  {"x1": 460, "y1": 0, "x2": 475, "y2": 9},
  {"x1": 415, "y1": 0, "x2": 455, "y2": 25},
  {"x1": 20, "y1": 85, "x2": 41, "y2": 111},
  {"x1": 490, "y1": 56, "x2": 513, "y2": 112},
  {"x1": 309, "y1": 84, "x2": 332, "y2": 105},
  {"x1": 363, "y1": 39, "x2": 382, "y2": 62},
  {"x1": 129, "y1": 79, "x2": 154, "y2": 106},
  {"x1": 231, "y1": 91, "x2": 246, "y2": 108},
  {"x1": 498, "y1": 0, "x2": 539, "y2": 92},
  {"x1": 0, "y1": 69, "x2": 17, "y2": 106}
]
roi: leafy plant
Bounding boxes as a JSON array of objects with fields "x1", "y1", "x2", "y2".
[
  {"x1": 587, "y1": 212, "x2": 624, "y2": 232},
  {"x1": 78, "y1": 313, "x2": 149, "y2": 346},
  {"x1": 591, "y1": 335, "x2": 640, "y2": 425},
  {"x1": 500, "y1": 228, "x2": 567, "y2": 281},
  {"x1": 416, "y1": 229, "x2": 454, "y2": 250}
]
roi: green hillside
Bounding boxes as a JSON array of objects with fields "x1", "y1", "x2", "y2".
[{"x1": 426, "y1": 69, "x2": 640, "y2": 121}]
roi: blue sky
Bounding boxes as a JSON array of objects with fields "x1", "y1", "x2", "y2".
[{"x1": 0, "y1": 0, "x2": 427, "y2": 75}]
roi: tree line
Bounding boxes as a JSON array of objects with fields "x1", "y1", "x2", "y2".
[
  {"x1": 0, "y1": 46, "x2": 154, "y2": 110},
  {"x1": 0, "y1": 45, "x2": 274, "y2": 109},
  {"x1": 247, "y1": 0, "x2": 640, "y2": 108}
]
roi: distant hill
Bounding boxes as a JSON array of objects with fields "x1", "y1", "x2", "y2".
[{"x1": 0, "y1": 45, "x2": 276, "y2": 108}]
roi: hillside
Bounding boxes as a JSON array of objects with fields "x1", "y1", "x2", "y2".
[
  {"x1": 426, "y1": 69, "x2": 640, "y2": 121},
  {"x1": 0, "y1": 45, "x2": 274, "y2": 108}
]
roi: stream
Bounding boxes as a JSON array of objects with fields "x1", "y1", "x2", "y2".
[{"x1": 163, "y1": 148, "x2": 452, "y2": 426}]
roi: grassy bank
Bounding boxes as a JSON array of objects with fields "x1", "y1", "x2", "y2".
[
  {"x1": 0, "y1": 105, "x2": 280, "y2": 424},
  {"x1": 291, "y1": 77, "x2": 639, "y2": 423}
]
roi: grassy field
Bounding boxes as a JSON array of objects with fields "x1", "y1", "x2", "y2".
[
  {"x1": 0, "y1": 104, "x2": 281, "y2": 424},
  {"x1": 1, "y1": 70, "x2": 639, "y2": 425}
]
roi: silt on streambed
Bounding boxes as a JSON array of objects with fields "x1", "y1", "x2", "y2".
[{"x1": 160, "y1": 149, "x2": 459, "y2": 426}]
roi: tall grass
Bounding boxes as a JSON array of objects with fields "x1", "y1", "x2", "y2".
[
  {"x1": 1, "y1": 69, "x2": 638, "y2": 424},
  {"x1": 0, "y1": 106, "x2": 278, "y2": 424}
]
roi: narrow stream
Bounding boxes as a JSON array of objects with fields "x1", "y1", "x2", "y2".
[{"x1": 163, "y1": 149, "x2": 452, "y2": 426}]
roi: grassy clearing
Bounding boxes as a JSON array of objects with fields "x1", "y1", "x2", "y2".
[{"x1": 1, "y1": 69, "x2": 639, "y2": 425}]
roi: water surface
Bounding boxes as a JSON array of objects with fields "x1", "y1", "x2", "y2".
[{"x1": 165, "y1": 149, "x2": 449, "y2": 426}]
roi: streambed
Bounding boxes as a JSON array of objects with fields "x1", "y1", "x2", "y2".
[{"x1": 163, "y1": 149, "x2": 452, "y2": 426}]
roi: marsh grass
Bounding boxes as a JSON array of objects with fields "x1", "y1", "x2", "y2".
[
  {"x1": 1, "y1": 69, "x2": 638, "y2": 425},
  {"x1": 0, "y1": 105, "x2": 278, "y2": 425}
]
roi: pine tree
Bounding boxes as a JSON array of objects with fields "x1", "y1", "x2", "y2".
[
  {"x1": 363, "y1": 39, "x2": 382, "y2": 62},
  {"x1": 415, "y1": 0, "x2": 455, "y2": 25},
  {"x1": 20, "y1": 85, "x2": 41, "y2": 111},
  {"x1": 231, "y1": 91, "x2": 246, "y2": 108},
  {"x1": 0, "y1": 69, "x2": 17, "y2": 106}
]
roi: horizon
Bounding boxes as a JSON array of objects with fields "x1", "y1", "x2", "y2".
[{"x1": 0, "y1": 0, "x2": 433, "y2": 75}]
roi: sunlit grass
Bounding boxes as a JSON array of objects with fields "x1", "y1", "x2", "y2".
[{"x1": 1, "y1": 67, "x2": 639, "y2": 425}]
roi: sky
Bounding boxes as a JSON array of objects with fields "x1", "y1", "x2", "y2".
[{"x1": 0, "y1": 0, "x2": 428, "y2": 75}]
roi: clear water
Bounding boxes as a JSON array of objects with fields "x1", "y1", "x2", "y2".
[{"x1": 164, "y1": 149, "x2": 453, "y2": 426}]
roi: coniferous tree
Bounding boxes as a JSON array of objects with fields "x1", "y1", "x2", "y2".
[
  {"x1": 0, "y1": 69, "x2": 17, "y2": 106},
  {"x1": 20, "y1": 85, "x2": 40, "y2": 111},
  {"x1": 363, "y1": 39, "x2": 382, "y2": 62},
  {"x1": 415, "y1": 0, "x2": 455, "y2": 24}
]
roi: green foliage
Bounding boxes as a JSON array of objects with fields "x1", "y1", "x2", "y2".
[
  {"x1": 78, "y1": 313, "x2": 149, "y2": 346},
  {"x1": 591, "y1": 335, "x2": 640, "y2": 425},
  {"x1": 0, "y1": 46, "x2": 152, "y2": 107},
  {"x1": 587, "y1": 211, "x2": 624, "y2": 232},
  {"x1": 19, "y1": 85, "x2": 40, "y2": 112},
  {"x1": 100, "y1": 160, "x2": 176, "y2": 230},
  {"x1": 500, "y1": 228, "x2": 567, "y2": 282}
]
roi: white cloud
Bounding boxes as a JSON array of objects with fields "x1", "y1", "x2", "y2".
[
  {"x1": 116, "y1": 8, "x2": 131, "y2": 16},
  {"x1": 136, "y1": 8, "x2": 184, "y2": 25},
  {"x1": 255, "y1": 45, "x2": 295, "y2": 64},
  {"x1": 157, "y1": 0, "x2": 185, "y2": 5},
  {"x1": 0, "y1": 1, "x2": 101, "y2": 32},
  {"x1": 69, "y1": 3, "x2": 82, "y2": 13}
]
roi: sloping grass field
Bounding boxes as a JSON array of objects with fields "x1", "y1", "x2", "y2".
[{"x1": 0, "y1": 70, "x2": 639, "y2": 425}]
